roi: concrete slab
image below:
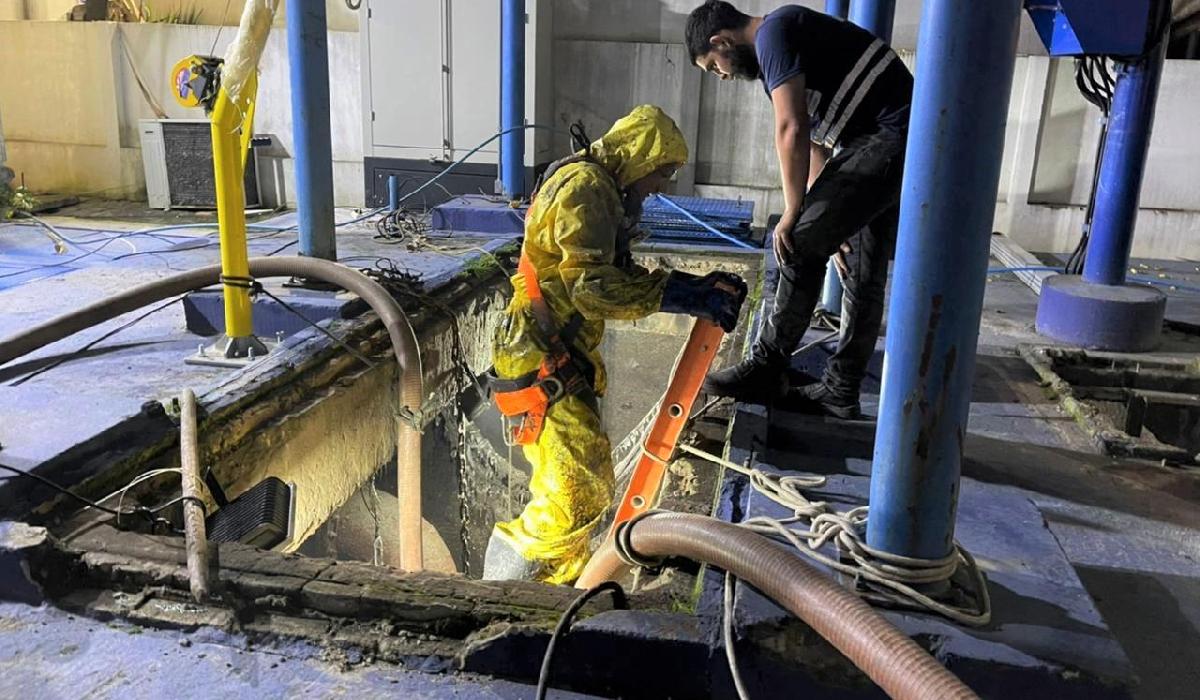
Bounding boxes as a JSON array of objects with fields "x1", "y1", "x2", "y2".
[
  {"x1": 0, "y1": 601, "x2": 601, "y2": 699},
  {"x1": 0, "y1": 208, "x2": 514, "y2": 516}
]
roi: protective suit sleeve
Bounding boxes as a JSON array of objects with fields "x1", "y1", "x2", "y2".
[{"x1": 554, "y1": 176, "x2": 668, "y2": 321}]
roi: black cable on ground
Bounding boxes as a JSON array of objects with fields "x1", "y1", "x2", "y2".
[
  {"x1": 249, "y1": 283, "x2": 377, "y2": 370},
  {"x1": 0, "y1": 463, "x2": 200, "y2": 534},
  {"x1": 535, "y1": 581, "x2": 628, "y2": 700},
  {"x1": 7, "y1": 297, "x2": 182, "y2": 386}
]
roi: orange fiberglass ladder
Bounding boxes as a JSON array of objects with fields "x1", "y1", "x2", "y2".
[{"x1": 608, "y1": 318, "x2": 725, "y2": 535}]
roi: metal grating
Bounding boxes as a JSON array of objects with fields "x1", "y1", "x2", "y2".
[{"x1": 640, "y1": 194, "x2": 758, "y2": 247}]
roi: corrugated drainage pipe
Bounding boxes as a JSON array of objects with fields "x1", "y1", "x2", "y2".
[
  {"x1": 0, "y1": 257, "x2": 426, "y2": 571},
  {"x1": 577, "y1": 512, "x2": 977, "y2": 700}
]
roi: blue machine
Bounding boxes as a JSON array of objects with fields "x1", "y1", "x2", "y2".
[{"x1": 1025, "y1": 0, "x2": 1155, "y2": 56}]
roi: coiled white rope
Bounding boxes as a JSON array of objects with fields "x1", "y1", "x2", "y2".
[{"x1": 678, "y1": 443, "x2": 991, "y2": 627}]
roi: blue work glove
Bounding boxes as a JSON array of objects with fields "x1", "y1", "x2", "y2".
[{"x1": 660, "y1": 271, "x2": 748, "y2": 333}]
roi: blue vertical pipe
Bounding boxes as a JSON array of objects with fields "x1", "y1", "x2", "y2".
[
  {"x1": 500, "y1": 0, "x2": 526, "y2": 199},
  {"x1": 287, "y1": 0, "x2": 336, "y2": 260},
  {"x1": 819, "y1": 258, "x2": 843, "y2": 315},
  {"x1": 825, "y1": 0, "x2": 850, "y2": 19},
  {"x1": 388, "y1": 175, "x2": 400, "y2": 212},
  {"x1": 1081, "y1": 36, "x2": 1168, "y2": 287},
  {"x1": 866, "y1": 0, "x2": 1022, "y2": 560},
  {"x1": 816, "y1": 0, "x2": 852, "y2": 314},
  {"x1": 849, "y1": 0, "x2": 896, "y2": 42}
]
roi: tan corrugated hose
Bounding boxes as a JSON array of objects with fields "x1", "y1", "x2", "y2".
[
  {"x1": 577, "y1": 512, "x2": 978, "y2": 700},
  {"x1": 0, "y1": 257, "x2": 426, "y2": 571}
]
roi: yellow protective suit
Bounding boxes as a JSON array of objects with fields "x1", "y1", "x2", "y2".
[{"x1": 490, "y1": 105, "x2": 689, "y2": 584}]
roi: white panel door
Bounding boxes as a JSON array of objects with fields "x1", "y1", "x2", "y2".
[
  {"x1": 368, "y1": 0, "x2": 444, "y2": 153},
  {"x1": 449, "y1": 0, "x2": 501, "y2": 162}
]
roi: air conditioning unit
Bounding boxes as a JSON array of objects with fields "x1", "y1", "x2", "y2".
[{"x1": 139, "y1": 119, "x2": 261, "y2": 210}]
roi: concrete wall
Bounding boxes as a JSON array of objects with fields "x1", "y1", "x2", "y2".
[
  {"x1": 0, "y1": 19, "x2": 363, "y2": 205},
  {"x1": 997, "y1": 55, "x2": 1200, "y2": 260},
  {"x1": 3, "y1": 2, "x2": 1199, "y2": 260},
  {"x1": 0, "y1": 0, "x2": 360, "y2": 29}
]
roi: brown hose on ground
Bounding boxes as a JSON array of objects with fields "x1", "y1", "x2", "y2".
[
  {"x1": 577, "y1": 512, "x2": 977, "y2": 700},
  {"x1": 0, "y1": 257, "x2": 427, "y2": 571}
]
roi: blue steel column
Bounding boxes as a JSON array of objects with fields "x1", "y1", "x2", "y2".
[
  {"x1": 287, "y1": 0, "x2": 336, "y2": 260},
  {"x1": 1081, "y1": 39, "x2": 1168, "y2": 286},
  {"x1": 825, "y1": 0, "x2": 850, "y2": 20},
  {"x1": 867, "y1": 0, "x2": 1022, "y2": 559},
  {"x1": 500, "y1": 0, "x2": 526, "y2": 199},
  {"x1": 817, "y1": 0, "x2": 852, "y2": 316},
  {"x1": 849, "y1": 0, "x2": 896, "y2": 41}
]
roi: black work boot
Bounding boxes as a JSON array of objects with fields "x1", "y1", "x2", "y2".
[
  {"x1": 703, "y1": 356, "x2": 789, "y2": 405},
  {"x1": 781, "y1": 381, "x2": 863, "y2": 420}
]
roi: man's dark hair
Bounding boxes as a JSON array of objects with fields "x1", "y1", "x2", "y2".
[{"x1": 685, "y1": 1, "x2": 752, "y2": 63}]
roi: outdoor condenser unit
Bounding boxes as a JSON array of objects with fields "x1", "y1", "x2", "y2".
[{"x1": 138, "y1": 118, "x2": 261, "y2": 210}]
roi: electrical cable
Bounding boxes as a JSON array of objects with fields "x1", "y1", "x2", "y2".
[
  {"x1": 0, "y1": 463, "x2": 200, "y2": 534},
  {"x1": 569, "y1": 120, "x2": 592, "y2": 152},
  {"x1": 535, "y1": 581, "x2": 628, "y2": 700},
  {"x1": 1067, "y1": 55, "x2": 1116, "y2": 275},
  {"x1": 6, "y1": 297, "x2": 182, "y2": 386},
  {"x1": 792, "y1": 329, "x2": 840, "y2": 357},
  {"x1": 210, "y1": 0, "x2": 234, "y2": 55},
  {"x1": 723, "y1": 571, "x2": 751, "y2": 700},
  {"x1": 1, "y1": 125, "x2": 555, "y2": 281},
  {"x1": 250, "y1": 283, "x2": 377, "y2": 370},
  {"x1": 0, "y1": 231, "x2": 146, "y2": 281}
]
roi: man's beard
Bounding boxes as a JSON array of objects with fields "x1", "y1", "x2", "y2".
[{"x1": 727, "y1": 44, "x2": 761, "y2": 81}]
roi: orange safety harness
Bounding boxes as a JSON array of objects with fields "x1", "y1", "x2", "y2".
[{"x1": 488, "y1": 251, "x2": 596, "y2": 446}]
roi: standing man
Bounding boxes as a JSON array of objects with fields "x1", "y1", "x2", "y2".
[
  {"x1": 687, "y1": 1, "x2": 912, "y2": 418},
  {"x1": 483, "y1": 105, "x2": 747, "y2": 584}
]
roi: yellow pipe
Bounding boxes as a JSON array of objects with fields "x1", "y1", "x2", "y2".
[
  {"x1": 210, "y1": 0, "x2": 278, "y2": 343},
  {"x1": 211, "y1": 73, "x2": 257, "y2": 339}
]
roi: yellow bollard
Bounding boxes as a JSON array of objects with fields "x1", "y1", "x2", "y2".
[{"x1": 210, "y1": 73, "x2": 258, "y2": 343}]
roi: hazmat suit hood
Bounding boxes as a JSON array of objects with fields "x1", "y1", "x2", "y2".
[{"x1": 587, "y1": 105, "x2": 689, "y2": 190}]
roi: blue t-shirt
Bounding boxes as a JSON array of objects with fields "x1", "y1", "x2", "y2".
[{"x1": 754, "y1": 5, "x2": 912, "y2": 147}]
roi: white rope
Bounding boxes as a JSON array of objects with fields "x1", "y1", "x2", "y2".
[
  {"x1": 95, "y1": 468, "x2": 182, "y2": 526},
  {"x1": 679, "y1": 443, "x2": 991, "y2": 627}
]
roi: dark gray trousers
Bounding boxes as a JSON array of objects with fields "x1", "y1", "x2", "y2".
[{"x1": 755, "y1": 127, "x2": 907, "y2": 398}]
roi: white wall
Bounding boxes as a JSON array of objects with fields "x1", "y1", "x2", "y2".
[
  {"x1": 997, "y1": 55, "x2": 1200, "y2": 260},
  {"x1": 0, "y1": 19, "x2": 363, "y2": 206}
]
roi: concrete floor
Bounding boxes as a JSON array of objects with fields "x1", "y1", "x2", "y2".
[{"x1": 0, "y1": 601, "x2": 600, "y2": 700}]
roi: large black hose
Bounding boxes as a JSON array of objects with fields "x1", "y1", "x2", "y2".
[
  {"x1": 0, "y1": 257, "x2": 428, "y2": 571},
  {"x1": 577, "y1": 512, "x2": 977, "y2": 700}
]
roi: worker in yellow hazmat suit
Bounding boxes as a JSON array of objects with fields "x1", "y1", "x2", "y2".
[{"x1": 483, "y1": 105, "x2": 748, "y2": 584}]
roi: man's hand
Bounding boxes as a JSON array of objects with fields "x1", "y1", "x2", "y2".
[
  {"x1": 832, "y1": 241, "x2": 853, "y2": 277},
  {"x1": 772, "y1": 214, "x2": 798, "y2": 267}
]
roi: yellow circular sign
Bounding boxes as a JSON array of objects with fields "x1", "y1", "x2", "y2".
[{"x1": 170, "y1": 56, "x2": 205, "y2": 108}]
